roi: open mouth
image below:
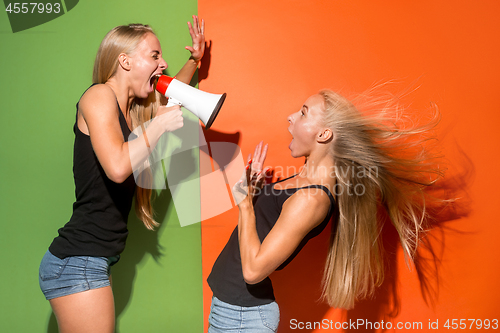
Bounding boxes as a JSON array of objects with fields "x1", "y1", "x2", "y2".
[{"x1": 149, "y1": 74, "x2": 161, "y2": 91}]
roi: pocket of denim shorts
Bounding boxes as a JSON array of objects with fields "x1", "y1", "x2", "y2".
[
  {"x1": 39, "y1": 251, "x2": 70, "y2": 281},
  {"x1": 258, "y1": 302, "x2": 280, "y2": 331}
]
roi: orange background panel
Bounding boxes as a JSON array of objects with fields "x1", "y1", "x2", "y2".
[{"x1": 199, "y1": 1, "x2": 500, "y2": 332}]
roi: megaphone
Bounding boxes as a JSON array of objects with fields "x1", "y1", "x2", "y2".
[{"x1": 156, "y1": 75, "x2": 226, "y2": 129}]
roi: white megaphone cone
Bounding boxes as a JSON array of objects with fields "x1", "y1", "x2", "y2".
[{"x1": 155, "y1": 75, "x2": 226, "y2": 129}]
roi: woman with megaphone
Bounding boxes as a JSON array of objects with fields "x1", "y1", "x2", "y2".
[
  {"x1": 207, "y1": 90, "x2": 444, "y2": 332},
  {"x1": 39, "y1": 16, "x2": 205, "y2": 333}
]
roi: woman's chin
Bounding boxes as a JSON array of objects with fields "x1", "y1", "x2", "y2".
[
  {"x1": 289, "y1": 142, "x2": 300, "y2": 157},
  {"x1": 139, "y1": 88, "x2": 152, "y2": 99},
  {"x1": 289, "y1": 148, "x2": 304, "y2": 159}
]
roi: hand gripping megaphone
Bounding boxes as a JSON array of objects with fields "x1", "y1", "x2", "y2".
[{"x1": 155, "y1": 75, "x2": 226, "y2": 129}]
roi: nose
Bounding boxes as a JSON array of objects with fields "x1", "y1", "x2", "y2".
[
  {"x1": 287, "y1": 113, "x2": 294, "y2": 124},
  {"x1": 160, "y1": 58, "x2": 168, "y2": 70}
]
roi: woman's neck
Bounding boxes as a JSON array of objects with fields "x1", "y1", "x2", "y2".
[
  {"x1": 105, "y1": 77, "x2": 132, "y2": 115},
  {"x1": 299, "y1": 153, "x2": 335, "y2": 184}
]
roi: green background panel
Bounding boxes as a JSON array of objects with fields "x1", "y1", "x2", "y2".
[{"x1": 0, "y1": 0, "x2": 202, "y2": 331}]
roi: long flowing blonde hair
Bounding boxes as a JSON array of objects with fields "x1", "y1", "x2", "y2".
[
  {"x1": 93, "y1": 24, "x2": 163, "y2": 230},
  {"x1": 319, "y1": 88, "x2": 443, "y2": 309}
]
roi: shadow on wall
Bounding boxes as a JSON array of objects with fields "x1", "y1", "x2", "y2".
[
  {"x1": 112, "y1": 190, "x2": 172, "y2": 333},
  {"x1": 271, "y1": 147, "x2": 474, "y2": 333},
  {"x1": 47, "y1": 313, "x2": 57, "y2": 332}
]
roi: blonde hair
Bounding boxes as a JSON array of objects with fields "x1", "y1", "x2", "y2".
[
  {"x1": 319, "y1": 88, "x2": 442, "y2": 309},
  {"x1": 93, "y1": 24, "x2": 162, "y2": 230}
]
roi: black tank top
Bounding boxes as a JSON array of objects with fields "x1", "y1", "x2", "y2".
[
  {"x1": 49, "y1": 86, "x2": 136, "y2": 259},
  {"x1": 207, "y1": 175, "x2": 337, "y2": 306}
]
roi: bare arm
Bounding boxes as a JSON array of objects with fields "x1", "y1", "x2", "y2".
[
  {"x1": 238, "y1": 188, "x2": 330, "y2": 284},
  {"x1": 78, "y1": 84, "x2": 182, "y2": 183}
]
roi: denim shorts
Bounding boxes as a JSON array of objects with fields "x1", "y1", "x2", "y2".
[
  {"x1": 39, "y1": 250, "x2": 119, "y2": 300},
  {"x1": 208, "y1": 296, "x2": 280, "y2": 332}
]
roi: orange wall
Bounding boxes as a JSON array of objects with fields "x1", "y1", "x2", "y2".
[{"x1": 199, "y1": 1, "x2": 500, "y2": 331}]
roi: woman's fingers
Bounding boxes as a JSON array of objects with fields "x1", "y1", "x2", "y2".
[
  {"x1": 250, "y1": 141, "x2": 268, "y2": 171},
  {"x1": 192, "y1": 15, "x2": 199, "y2": 32},
  {"x1": 188, "y1": 15, "x2": 203, "y2": 36},
  {"x1": 245, "y1": 155, "x2": 252, "y2": 185},
  {"x1": 244, "y1": 142, "x2": 269, "y2": 188},
  {"x1": 259, "y1": 143, "x2": 268, "y2": 165},
  {"x1": 157, "y1": 106, "x2": 184, "y2": 132},
  {"x1": 253, "y1": 141, "x2": 262, "y2": 163},
  {"x1": 194, "y1": 15, "x2": 204, "y2": 35},
  {"x1": 186, "y1": 16, "x2": 205, "y2": 62},
  {"x1": 240, "y1": 142, "x2": 270, "y2": 199}
]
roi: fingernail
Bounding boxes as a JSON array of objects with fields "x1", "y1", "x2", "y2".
[
  {"x1": 248, "y1": 159, "x2": 253, "y2": 164},
  {"x1": 246, "y1": 165, "x2": 249, "y2": 170}
]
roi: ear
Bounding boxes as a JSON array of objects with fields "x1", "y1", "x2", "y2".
[
  {"x1": 317, "y1": 128, "x2": 333, "y2": 143},
  {"x1": 118, "y1": 53, "x2": 131, "y2": 71}
]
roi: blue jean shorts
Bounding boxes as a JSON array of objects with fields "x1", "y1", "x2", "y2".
[
  {"x1": 208, "y1": 296, "x2": 280, "y2": 332},
  {"x1": 39, "y1": 250, "x2": 119, "y2": 300}
]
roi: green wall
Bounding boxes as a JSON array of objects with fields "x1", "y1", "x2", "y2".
[{"x1": 0, "y1": 1, "x2": 202, "y2": 331}]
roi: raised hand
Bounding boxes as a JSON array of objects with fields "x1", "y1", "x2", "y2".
[
  {"x1": 247, "y1": 141, "x2": 269, "y2": 190},
  {"x1": 232, "y1": 142, "x2": 270, "y2": 206},
  {"x1": 185, "y1": 15, "x2": 205, "y2": 63}
]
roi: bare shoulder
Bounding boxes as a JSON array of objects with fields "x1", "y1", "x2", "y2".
[
  {"x1": 77, "y1": 84, "x2": 121, "y2": 137},
  {"x1": 281, "y1": 187, "x2": 332, "y2": 230},
  {"x1": 291, "y1": 186, "x2": 332, "y2": 207},
  {"x1": 79, "y1": 84, "x2": 118, "y2": 116}
]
